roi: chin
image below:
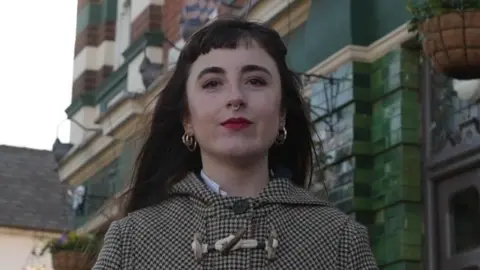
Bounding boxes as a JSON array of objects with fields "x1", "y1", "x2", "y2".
[
  {"x1": 201, "y1": 136, "x2": 273, "y2": 162},
  {"x1": 222, "y1": 145, "x2": 257, "y2": 157},
  {"x1": 215, "y1": 143, "x2": 266, "y2": 160}
]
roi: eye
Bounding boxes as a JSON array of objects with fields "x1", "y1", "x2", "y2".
[
  {"x1": 202, "y1": 79, "x2": 222, "y2": 89},
  {"x1": 247, "y1": 77, "x2": 267, "y2": 87}
]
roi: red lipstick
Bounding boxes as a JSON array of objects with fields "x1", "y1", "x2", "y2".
[{"x1": 221, "y1": 117, "x2": 252, "y2": 130}]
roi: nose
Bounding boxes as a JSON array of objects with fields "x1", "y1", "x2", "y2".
[
  {"x1": 226, "y1": 82, "x2": 246, "y2": 110},
  {"x1": 227, "y1": 98, "x2": 245, "y2": 110}
]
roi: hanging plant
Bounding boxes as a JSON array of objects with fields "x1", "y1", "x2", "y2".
[
  {"x1": 407, "y1": 0, "x2": 480, "y2": 80},
  {"x1": 40, "y1": 232, "x2": 100, "y2": 270}
]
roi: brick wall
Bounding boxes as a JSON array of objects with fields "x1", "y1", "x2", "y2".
[
  {"x1": 72, "y1": 0, "x2": 116, "y2": 100},
  {"x1": 161, "y1": 0, "x2": 185, "y2": 65},
  {"x1": 75, "y1": 22, "x2": 116, "y2": 56},
  {"x1": 131, "y1": 4, "x2": 163, "y2": 41}
]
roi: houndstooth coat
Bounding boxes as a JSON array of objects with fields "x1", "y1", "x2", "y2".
[{"x1": 93, "y1": 172, "x2": 378, "y2": 269}]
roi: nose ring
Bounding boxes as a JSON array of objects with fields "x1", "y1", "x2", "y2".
[{"x1": 232, "y1": 104, "x2": 240, "y2": 111}]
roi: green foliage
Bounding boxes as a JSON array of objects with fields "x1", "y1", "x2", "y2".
[
  {"x1": 39, "y1": 231, "x2": 101, "y2": 255},
  {"x1": 407, "y1": 0, "x2": 480, "y2": 31}
]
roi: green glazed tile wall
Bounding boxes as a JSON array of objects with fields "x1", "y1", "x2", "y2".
[
  {"x1": 372, "y1": 202, "x2": 423, "y2": 265},
  {"x1": 313, "y1": 105, "x2": 371, "y2": 163},
  {"x1": 372, "y1": 145, "x2": 422, "y2": 210},
  {"x1": 325, "y1": 157, "x2": 374, "y2": 213},
  {"x1": 371, "y1": 49, "x2": 421, "y2": 101},
  {"x1": 372, "y1": 91, "x2": 420, "y2": 154},
  {"x1": 310, "y1": 62, "x2": 371, "y2": 121},
  {"x1": 369, "y1": 48, "x2": 423, "y2": 268},
  {"x1": 309, "y1": 48, "x2": 423, "y2": 269},
  {"x1": 309, "y1": 61, "x2": 375, "y2": 222}
]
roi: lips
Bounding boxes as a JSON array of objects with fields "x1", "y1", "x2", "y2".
[{"x1": 221, "y1": 117, "x2": 252, "y2": 130}]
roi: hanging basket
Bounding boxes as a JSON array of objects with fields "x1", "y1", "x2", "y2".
[
  {"x1": 51, "y1": 250, "x2": 95, "y2": 270},
  {"x1": 420, "y1": 10, "x2": 480, "y2": 80}
]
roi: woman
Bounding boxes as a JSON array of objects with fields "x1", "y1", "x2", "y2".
[{"x1": 93, "y1": 19, "x2": 378, "y2": 269}]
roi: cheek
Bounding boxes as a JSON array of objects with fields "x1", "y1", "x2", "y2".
[
  {"x1": 186, "y1": 94, "x2": 215, "y2": 132},
  {"x1": 253, "y1": 99, "x2": 282, "y2": 134}
]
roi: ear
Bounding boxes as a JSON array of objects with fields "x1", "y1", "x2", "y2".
[
  {"x1": 183, "y1": 115, "x2": 193, "y2": 134},
  {"x1": 279, "y1": 111, "x2": 287, "y2": 128}
]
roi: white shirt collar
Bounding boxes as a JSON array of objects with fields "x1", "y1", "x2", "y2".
[{"x1": 200, "y1": 170, "x2": 228, "y2": 196}]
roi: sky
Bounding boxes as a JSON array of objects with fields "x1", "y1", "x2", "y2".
[{"x1": 0, "y1": 1, "x2": 76, "y2": 150}]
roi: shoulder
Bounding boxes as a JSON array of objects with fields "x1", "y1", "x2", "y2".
[
  {"x1": 295, "y1": 194, "x2": 369, "y2": 241},
  {"x1": 127, "y1": 196, "x2": 192, "y2": 219},
  {"x1": 93, "y1": 215, "x2": 134, "y2": 269},
  {"x1": 284, "y1": 185, "x2": 370, "y2": 242},
  {"x1": 336, "y1": 215, "x2": 378, "y2": 269},
  {"x1": 293, "y1": 204, "x2": 377, "y2": 268},
  {"x1": 273, "y1": 183, "x2": 359, "y2": 235},
  {"x1": 94, "y1": 204, "x2": 178, "y2": 269},
  {"x1": 294, "y1": 199, "x2": 355, "y2": 232},
  {"x1": 294, "y1": 197, "x2": 370, "y2": 244},
  {"x1": 118, "y1": 196, "x2": 193, "y2": 231},
  {"x1": 275, "y1": 182, "x2": 351, "y2": 227}
]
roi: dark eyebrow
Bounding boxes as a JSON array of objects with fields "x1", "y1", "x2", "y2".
[
  {"x1": 196, "y1": 64, "x2": 272, "y2": 81},
  {"x1": 197, "y1": 67, "x2": 225, "y2": 81},
  {"x1": 241, "y1": 65, "x2": 271, "y2": 77}
]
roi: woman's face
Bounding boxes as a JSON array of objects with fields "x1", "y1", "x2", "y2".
[{"x1": 184, "y1": 43, "x2": 284, "y2": 162}]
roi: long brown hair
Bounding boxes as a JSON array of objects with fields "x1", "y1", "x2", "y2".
[{"x1": 125, "y1": 19, "x2": 318, "y2": 214}]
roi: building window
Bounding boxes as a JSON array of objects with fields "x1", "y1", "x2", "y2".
[
  {"x1": 428, "y1": 67, "x2": 480, "y2": 155},
  {"x1": 450, "y1": 186, "x2": 480, "y2": 254}
]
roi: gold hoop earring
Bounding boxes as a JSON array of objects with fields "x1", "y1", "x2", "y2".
[
  {"x1": 275, "y1": 126, "x2": 287, "y2": 145},
  {"x1": 182, "y1": 132, "x2": 197, "y2": 152}
]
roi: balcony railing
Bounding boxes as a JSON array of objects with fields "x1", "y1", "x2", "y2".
[
  {"x1": 72, "y1": 159, "x2": 120, "y2": 229},
  {"x1": 72, "y1": 137, "x2": 139, "y2": 229}
]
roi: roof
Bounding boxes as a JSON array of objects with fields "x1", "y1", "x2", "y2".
[{"x1": 0, "y1": 145, "x2": 70, "y2": 232}]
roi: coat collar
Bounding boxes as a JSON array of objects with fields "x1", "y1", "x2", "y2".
[{"x1": 170, "y1": 172, "x2": 331, "y2": 207}]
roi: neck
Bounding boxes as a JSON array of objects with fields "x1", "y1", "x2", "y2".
[{"x1": 201, "y1": 153, "x2": 270, "y2": 197}]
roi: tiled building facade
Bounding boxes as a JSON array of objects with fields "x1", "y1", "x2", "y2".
[{"x1": 54, "y1": 1, "x2": 480, "y2": 269}]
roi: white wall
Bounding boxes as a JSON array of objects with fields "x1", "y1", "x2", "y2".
[
  {"x1": 0, "y1": 228, "x2": 59, "y2": 270},
  {"x1": 74, "y1": 42, "x2": 116, "y2": 81},
  {"x1": 69, "y1": 106, "x2": 100, "y2": 145},
  {"x1": 115, "y1": 0, "x2": 132, "y2": 68}
]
